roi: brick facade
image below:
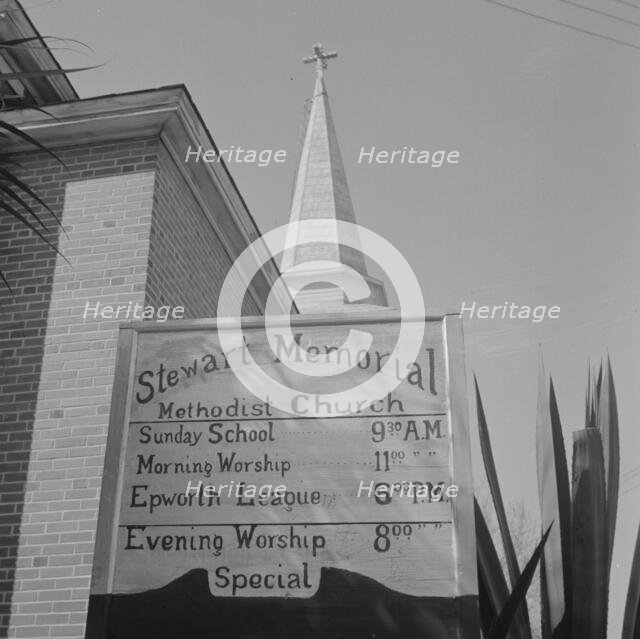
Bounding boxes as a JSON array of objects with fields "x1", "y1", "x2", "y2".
[
  {"x1": 0, "y1": 139, "x2": 158, "y2": 637},
  {"x1": 145, "y1": 143, "x2": 261, "y2": 317},
  {"x1": 0, "y1": 96, "x2": 275, "y2": 637},
  {"x1": 7, "y1": 169, "x2": 155, "y2": 639}
]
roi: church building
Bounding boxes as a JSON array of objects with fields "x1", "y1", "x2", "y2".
[
  {"x1": 0, "y1": 4, "x2": 286, "y2": 637},
  {"x1": 0, "y1": 4, "x2": 380, "y2": 637}
]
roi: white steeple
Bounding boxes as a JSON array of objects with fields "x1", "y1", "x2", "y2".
[{"x1": 281, "y1": 44, "x2": 388, "y2": 312}]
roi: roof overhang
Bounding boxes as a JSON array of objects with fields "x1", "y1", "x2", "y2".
[{"x1": 1, "y1": 85, "x2": 295, "y2": 315}]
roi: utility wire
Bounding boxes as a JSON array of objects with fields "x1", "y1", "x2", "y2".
[
  {"x1": 481, "y1": 0, "x2": 640, "y2": 51},
  {"x1": 621, "y1": 483, "x2": 640, "y2": 496},
  {"x1": 609, "y1": 0, "x2": 640, "y2": 12},
  {"x1": 622, "y1": 465, "x2": 640, "y2": 476},
  {"x1": 622, "y1": 463, "x2": 640, "y2": 475},
  {"x1": 553, "y1": 0, "x2": 640, "y2": 28}
]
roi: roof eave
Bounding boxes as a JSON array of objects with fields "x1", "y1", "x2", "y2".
[{"x1": 1, "y1": 84, "x2": 296, "y2": 316}]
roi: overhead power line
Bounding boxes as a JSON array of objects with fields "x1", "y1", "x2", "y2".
[
  {"x1": 553, "y1": 0, "x2": 640, "y2": 28},
  {"x1": 609, "y1": 0, "x2": 640, "y2": 11},
  {"x1": 481, "y1": 0, "x2": 640, "y2": 51},
  {"x1": 621, "y1": 483, "x2": 640, "y2": 497}
]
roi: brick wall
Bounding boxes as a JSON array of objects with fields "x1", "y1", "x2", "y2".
[
  {"x1": 145, "y1": 142, "x2": 261, "y2": 317},
  {"x1": 4, "y1": 169, "x2": 156, "y2": 639},
  {"x1": 0, "y1": 139, "x2": 158, "y2": 637},
  {"x1": 1, "y1": 134, "x2": 266, "y2": 638}
]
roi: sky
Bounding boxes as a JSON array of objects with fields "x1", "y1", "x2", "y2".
[{"x1": 25, "y1": 0, "x2": 640, "y2": 633}]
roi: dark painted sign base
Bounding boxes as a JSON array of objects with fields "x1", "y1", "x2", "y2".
[{"x1": 86, "y1": 567, "x2": 478, "y2": 639}]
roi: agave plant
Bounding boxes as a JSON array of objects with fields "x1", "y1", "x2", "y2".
[
  {"x1": 0, "y1": 35, "x2": 95, "y2": 291},
  {"x1": 475, "y1": 355, "x2": 640, "y2": 639}
]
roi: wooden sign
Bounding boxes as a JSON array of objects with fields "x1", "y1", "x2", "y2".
[{"x1": 86, "y1": 312, "x2": 478, "y2": 638}]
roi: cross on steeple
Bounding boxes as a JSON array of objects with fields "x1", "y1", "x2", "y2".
[{"x1": 303, "y1": 43, "x2": 337, "y2": 79}]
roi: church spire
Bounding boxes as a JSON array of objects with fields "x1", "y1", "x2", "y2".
[{"x1": 281, "y1": 44, "x2": 387, "y2": 311}]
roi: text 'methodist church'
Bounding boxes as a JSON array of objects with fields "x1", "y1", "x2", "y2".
[{"x1": 0, "y1": 1, "x2": 386, "y2": 636}]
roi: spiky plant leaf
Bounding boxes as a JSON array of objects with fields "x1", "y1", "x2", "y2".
[
  {"x1": 597, "y1": 357, "x2": 619, "y2": 575},
  {"x1": 549, "y1": 379, "x2": 573, "y2": 639},
  {"x1": 0, "y1": 269, "x2": 13, "y2": 294},
  {"x1": 0, "y1": 36, "x2": 49, "y2": 47},
  {"x1": 475, "y1": 375, "x2": 531, "y2": 638},
  {"x1": 585, "y1": 363, "x2": 592, "y2": 429},
  {"x1": 0, "y1": 164, "x2": 62, "y2": 225},
  {"x1": 0, "y1": 34, "x2": 92, "y2": 292},
  {"x1": 0, "y1": 64, "x2": 101, "y2": 82},
  {"x1": 585, "y1": 363, "x2": 598, "y2": 429},
  {"x1": 540, "y1": 554, "x2": 551, "y2": 639},
  {"x1": 0, "y1": 120, "x2": 65, "y2": 167},
  {"x1": 476, "y1": 498, "x2": 511, "y2": 638},
  {"x1": 571, "y1": 429, "x2": 607, "y2": 638},
  {"x1": 622, "y1": 523, "x2": 640, "y2": 639},
  {"x1": 0, "y1": 198, "x2": 62, "y2": 259},
  {"x1": 0, "y1": 98, "x2": 60, "y2": 121},
  {"x1": 0, "y1": 155, "x2": 23, "y2": 169},
  {"x1": 489, "y1": 524, "x2": 553, "y2": 639},
  {"x1": 536, "y1": 354, "x2": 571, "y2": 638},
  {"x1": 596, "y1": 361, "x2": 603, "y2": 402},
  {"x1": 0, "y1": 35, "x2": 93, "y2": 52},
  {"x1": 0, "y1": 180, "x2": 49, "y2": 231}
]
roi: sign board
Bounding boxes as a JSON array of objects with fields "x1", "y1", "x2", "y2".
[{"x1": 86, "y1": 312, "x2": 478, "y2": 638}]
